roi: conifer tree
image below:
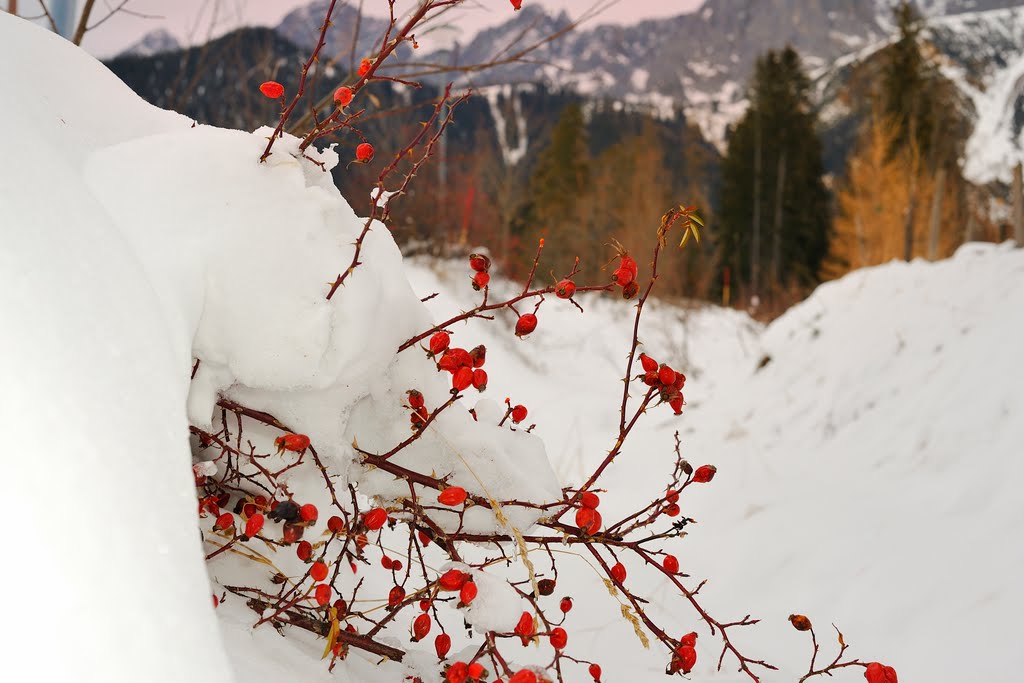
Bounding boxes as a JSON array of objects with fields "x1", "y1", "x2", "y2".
[{"x1": 718, "y1": 46, "x2": 831, "y2": 300}]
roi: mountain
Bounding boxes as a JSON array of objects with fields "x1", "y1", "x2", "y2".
[
  {"x1": 118, "y1": 28, "x2": 181, "y2": 58},
  {"x1": 274, "y1": 0, "x2": 1024, "y2": 186}
]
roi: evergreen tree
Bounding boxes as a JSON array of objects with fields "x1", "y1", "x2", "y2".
[
  {"x1": 515, "y1": 102, "x2": 591, "y2": 271},
  {"x1": 881, "y1": 1, "x2": 935, "y2": 162},
  {"x1": 717, "y1": 46, "x2": 831, "y2": 298}
]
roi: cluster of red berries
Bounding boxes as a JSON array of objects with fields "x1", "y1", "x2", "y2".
[
  {"x1": 611, "y1": 253, "x2": 640, "y2": 299},
  {"x1": 469, "y1": 253, "x2": 491, "y2": 290},
  {"x1": 425, "y1": 331, "x2": 489, "y2": 395},
  {"x1": 864, "y1": 662, "x2": 898, "y2": 683},
  {"x1": 574, "y1": 490, "x2": 602, "y2": 535},
  {"x1": 206, "y1": 488, "x2": 323, "y2": 546},
  {"x1": 668, "y1": 631, "x2": 698, "y2": 674},
  {"x1": 638, "y1": 353, "x2": 686, "y2": 415}
]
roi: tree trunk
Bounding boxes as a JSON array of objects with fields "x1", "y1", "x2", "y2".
[
  {"x1": 751, "y1": 109, "x2": 762, "y2": 299},
  {"x1": 1013, "y1": 163, "x2": 1023, "y2": 247},
  {"x1": 904, "y1": 168, "x2": 918, "y2": 261},
  {"x1": 927, "y1": 166, "x2": 946, "y2": 260},
  {"x1": 771, "y1": 152, "x2": 787, "y2": 291}
]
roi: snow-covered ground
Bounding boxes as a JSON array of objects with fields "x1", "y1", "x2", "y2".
[{"x1": 3, "y1": 10, "x2": 1024, "y2": 683}]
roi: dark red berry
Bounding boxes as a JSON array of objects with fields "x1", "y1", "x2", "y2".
[
  {"x1": 515, "y1": 313, "x2": 538, "y2": 337},
  {"x1": 555, "y1": 279, "x2": 576, "y2": 299}
]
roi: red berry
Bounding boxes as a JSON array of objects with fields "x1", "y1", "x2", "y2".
[
  {"x1": 275, "y1": 433, "x2": 310, "y2": 453},
  {"x1": 381, "y1": 555, "x2": 394, "y2": 570},
  {"x1": 555, "y1": 279, "x2": 576, "y2": 299},
  {"x1": 358, "y1": 58, "x2": 372, "y2": 77},
  {"x1": 411, "y1": 405, "x2": 429, "y2": 428},
  {"x1": 435, "y1": 633, "x2": 452, "y2": 659},
  {"x1": 244, "y1": 513, "x2": 264, "y2": 538},
  {"x1": 459, "y1": 581, "x2": 478, "y2": 605},
  {"x1": 451, "y1": 366, "x2": 472, "y2": 392},
  {"x1": 510, "y1": 0, "x2": 524, "y2": 12},
  {"x1": 472, "y1": 272, "x2": 490, "y2": 290},
  {"x1": 333, "y1": 86, "x2": 353, "y2": 107},
  {"x1": 559, "y1": 597, "x2": 573, "y2": 613},
  {"x1": 470, "y1": 345, "x2": 487, "y2": 367},
  {"x1": 314, "y1": 583, "x2": 332, "y2": 606},
  {"x1": 510, "y1": 404, "x2": 528, "y2": 423},
  {"x1": 310, "y1": 561, "x2": 329, "y2": 582},
  {"x1": 259, "y1": 81, "x2": 284, "y2": 98},
  {"x1": 509, "y1": 671, "x2": 536, "y2": 683},
  {"x1": 663, "y1": 502, "x2": 681, "y2": 517},
  {"x1": 439, "y1": 569, "x2": 468, "y2": 591},
  {"x1": 610, "y1": 562, "x2": 626, "y2": 583},
  {"x1": 864, "y1": 663, "x2": 898, "y2": 683},
  {"x1": 388, "y1": 585, "x2": 406, "y2": 607},
  {"x1": 468, "y1": 662, "x2": 485, "y2": 680},
  {"x1": 537, "y1": 578, "x2": 556, "y2": 596},
  {"x1": 622, "y1": 281, "x2": 640, "y2": 299},
  {"x1": 639, "y1": 353, "x2": 658, "y2": 372},
  {"x1": 418, "y1": 530, "x2": 431, "y2": 546},
  {"x1": 363, "y1": 507, "x2": 388, "y2": 531},
  {"x1": 334, "y1": 598, "x2": 347, "y2": 614},
  {"x1": 420, "y1": 599, "x2": 432, "y2": 611},
  {"x1": 472, "y1": 368, "x2": 488, "y2": 391},
  {"x1": 213, "y1": 512, "x2": 234, "y2": 532},
  {"x1": 300, "y1": 503, "x2": 318, "y2": 522},
  {"x1": 296, "y1": 540, "x2": 313, "y2": 561},
  {"x1": 327, "y1": 515, "x2": 345, "y2": 533},
  {"x1": 621, "y1": 254, "x2": 638, "y2": 277},
  {"x1": 680, "y1": 631, "x2": 698, "y2": 647},
  {"x1": 212, "y1": 594, "x2": 219, "y2": 608},
  {"x1": 665, "y1": 489, "x2": 679, "y2": 504},
  {"x1": 429, "y1": 331, "x2": 451, "y2": 355},
  {"x1": 658, "y1": 364, "x2": 676, "y2": 386},
  {"x1": 438, "y1": 486, "x2": 468, "y2": 507},
  {"x1": 588, "y1": 663, "x2": 602, "y2": 681},
  {"x1": 692, "y1": 465, "x2": 717, "y2": 483},
  {"x1": 670, "y1": 396, "x2": 685, "y2": 415},
  {"x1": 413, "y1": 613, "x2": 431, "y2": 641},
  {"x1": 514, "y1": 611, "x2": 533, "y2": 637},
  {"x1": 580, "y1": 491, "x2": 600, "y2": 509},
  {"x1": 575, "y1": 507, "x2": 601, "y2": 535},
  {"x1": 663, "y1": 554, "x2": 680, "y2": 574},
  {"x1": 356, "y1": 142, "x2": 374, "y2": 162},
  {"x1": 392, "y1": 559, "x2": 403, "y2": 571},
  {"x1": 674, "y1": 645, "x2": 696, "y2": 674},
  {"x1": 549, "y1": 626, "x2": 568, "y2": 649},
  {"x1": 469, "y1": 253, "x2": 491, "y2": 272},
  {"x1": 408, "y1": 389, "x2": 425, "y2": 409},
  {"x1": 447, "y1": 661, "x2": 469, "y2": 683},
  {"x1": 643, "y1": 370, "x2": 659, "y2": 386},
  {"x1": 514, "y1": 313, "x2": 538, "y2": 337},
  {"x1": 282, "y1": 522, "x2": 303, "y2": 544}
]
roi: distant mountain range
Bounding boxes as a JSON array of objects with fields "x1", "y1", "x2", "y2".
[{"x1": 119, "y1": 0, "x2": 1024, "y2": 187}]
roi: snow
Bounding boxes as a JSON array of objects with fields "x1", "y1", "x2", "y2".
[{"x1": 4, "y1": 9, "x2": 1024, "y2": 683}]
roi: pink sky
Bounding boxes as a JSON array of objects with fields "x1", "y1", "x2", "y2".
[{"x1": 10, "y1": 0, "x2": 704, "y2": 58}]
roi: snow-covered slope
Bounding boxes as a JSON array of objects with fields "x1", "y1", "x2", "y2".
[{"x1": 405, "y1": 242, "x2": 1024, "y2": 682}]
